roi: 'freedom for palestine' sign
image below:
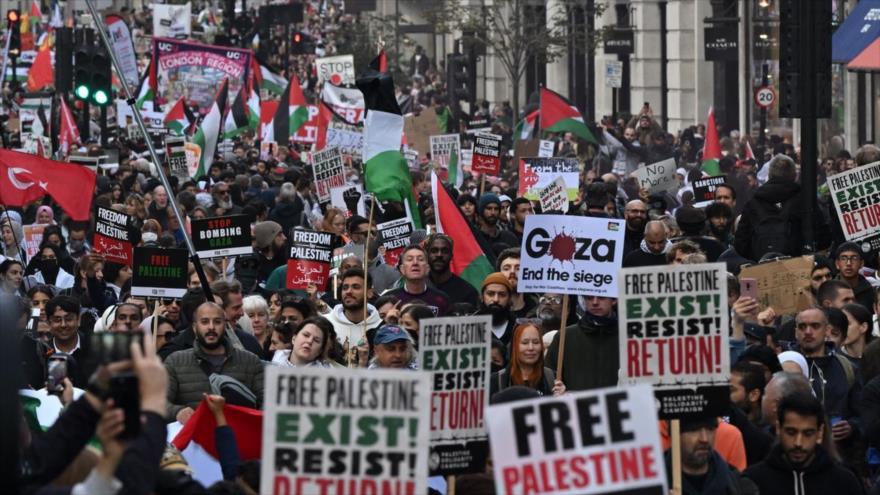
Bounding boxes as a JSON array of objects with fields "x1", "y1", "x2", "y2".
[
  {"x1": 286, "y1": 229, "x2": 334, "y2": 289},
  {"x1": 94, "y1": 206, "x2": 133, "y2": 265}
]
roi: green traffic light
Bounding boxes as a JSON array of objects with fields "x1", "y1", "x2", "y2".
[
  {"x1": 75, "y1": 85, "x2": 89, "y2": 99},
  {"x1": 93, "y1": 90, "x2": 109, "y2": 105}
]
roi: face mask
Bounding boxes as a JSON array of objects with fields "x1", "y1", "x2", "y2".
[{"x1": 142, "y1": 232, "x2": 158, "y2": 243}]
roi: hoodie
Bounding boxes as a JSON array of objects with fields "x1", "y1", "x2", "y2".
[
  {"x1": 663, "y1": 450, "x2": 758, "y2": 495},
  {"x1": 323, "y1": 303, "x2": 382, "y2": 345},
  {"x1": 744, "y1": 443, "x2": 863, "y2": 495}
]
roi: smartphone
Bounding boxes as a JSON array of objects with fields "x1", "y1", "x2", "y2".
[
  {"x1": 110, "y1": 372, "x2": 141, "y2": 439},
  {"x1": 46, "y1": 354, "x2": 68, "y2": 394},
  {"x1": 26, "y1": 308, "x2": 40, "y2": 336},
  {"x1": 740, "y1": 278, "x2": 759, "y2": 300},
  {"x1": 91, "y1": 332, "x2": 144, "y2": 364}
]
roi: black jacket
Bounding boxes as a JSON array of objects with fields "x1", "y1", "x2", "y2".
[
  {"x1": 545, "y1": 311, "x2": 618, "y2": 391},
  {"x1": 745, "y1": 443, "x2": 864, "y2": 495},
  {"x1": 268, "y1": 199, "x2": 304, "y2": 236},
  {"x1": 861, "y1": 375, "x2": 880, "y2": 449},
  {"x1": 663, "y1": 450, "x2": 759, "y2": 495},
  {"x1": 727, "y1": 406, "x2": 773, "y2": 467},
  {"x1": 623, "y1": 248, "x2": 667, "y2": 267}
]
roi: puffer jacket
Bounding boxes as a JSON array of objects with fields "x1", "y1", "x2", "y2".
[{"x1": 165, "y1": 336, "x2": 265, "y2": 418}]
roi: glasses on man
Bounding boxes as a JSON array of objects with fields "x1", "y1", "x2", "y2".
[
  {"x1": 839, "y1": 255, "x2": 861, "y2": 264},
  {"x1": 539, "y1": 296, "x2": 562, "y2": 305}
]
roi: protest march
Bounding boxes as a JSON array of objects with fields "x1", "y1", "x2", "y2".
[{"x1": 0, "y1": 1, "x2": 876, "y2": 494}]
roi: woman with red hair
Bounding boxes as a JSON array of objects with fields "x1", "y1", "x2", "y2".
[{"x1": 490, "y1": 323, "x2": 566, "y2": 397}]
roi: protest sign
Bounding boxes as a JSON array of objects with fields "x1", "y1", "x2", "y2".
[
  {"x1": 330, "y1": 184, "x2": 366, "y2": 218},
  {"x1": 320, "y1": 84, "x2": 365, "y2": 124},
  {"x1": 315, "y1": 55, "x2": 356, "y2": 86},
  {"x1": 487, "y1": 384, "x2": 666, "y2": 495},
  {"x1": 404, "y1": 108, "x2": 440, "y2": 159},
  {"x1": 260, "y1": 366, "x2": 430, "y2": 495},
  {"x1": 377, "y1": 217, "x2": 413, "y2": 267},
  {"x1": 191, "y1": 215, "x2": 253, "y2": 259},
  {"x1": 22, "y1": 224, "x2": 48, "y2": 260},
  {"x1": 131, "y1": 247, "x2": 188, "y2": 298},
  {"x1": 429, "y1": 134, "x2": 460, "y2": 174},
  {"x1": 738, "y1": 255, "x2": 814, "y2": 315},
  {"x1": 312, "y1": 147, "x2": 346, "y2": 203},
  {"x1": 471, "y1": 132, "x2": 502, "y2": 175},
  {"x1": 829, "y1": 160, "x2": 880, "y2": 242},
  {"x1": 538, "y1": 176, "x2": 569, "y2": 214},
  {"x1": 404, "y1": 148, "x2": 419, "y2": 170},
  {"x1": 93, "y1": 207, "x2": 133, "y2": 265},
  {"x1": 461, "y1": 147, "x2": 473, "y2": 169},
  {"x1": 517, "y1": 157, "x2": 580, "y2": 201},
  {"x1": 513, "y1": 139, "x2": 540, "y2": 167},
  {"x1": 419, "y1": 315, "x2": 492, "y2": 476},
  {"x1": 152, "y1": 3, "x2": 191, "y2": 38},
  {"x1": 165, "y1": 135, "x2": 187, "y2": 180},
  {"x1": 152, "y1": 38, "x2": 251, "y2": 111},
  {"x1": 620, "y1": 263, "x2": 730, "y2": 419},
  {"x1": 538, "y1": 139, "x2": 555, "y2": 158},
  {"x1": 185, "y1": 142, "x2": 202, "y2": 179},
  {"x1": 105, "y1": 15, "x2": 139, "y2": 92},
  {"x1": 632, "y1": 158, "x2": 678, "y2": 194},
  {"x1": 465, "y1": 117, "x2": 491, "y2": 135},
  {"x1": 692, "y1": 176, "x2": 727, "y2": 207},
  {"x1": 518, "y1": 215, "x2": 625, "y2": 297},
  {"x1": 286, "y1": 229, "x2": 334, "y2": 290},
  {"x1": 325, "y1": 126, "x2": 363, "y2": 158}
]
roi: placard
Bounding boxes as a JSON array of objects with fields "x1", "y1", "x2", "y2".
[
  {"x1": 471, "y1": 132, "x2": 502, "y2": 175},
  {"x1": 404, "y1": 148, "x2": 419, "y2": 170},
  {"x1": 538, "y1": 176, "x2": 569, "y2": 213},
  {"x1": 419, "y1": 315, "x2": 492, "y2": 476},
  {"x1": 152, "y1": 3, "x2": 191, "y2": 39},
  {"x1": 165, "y1": 135, "x2": 187, "y2": 180},
  {"x1": 692, "y1": 176, "x2": 727, "y2": 207},
  {"x1": 486, "y1": 384, "x2": 666, "y2": 495},
  {"x1": 404, "y1": 108, "x2": 440, "y2": 160},
  {"x1": 22, "y1": 223, "x2": 48, "y2": 260},
  {"x1": 632, "y1": 158, "x2": 678, "y2": 194},
  {"x1": 312, "y1": 147, "x2": 346, "y2": 203},
  {"x1": 191, "y1": 215, "x2": 253, "y2": 259},
  {"x1": 286, "y1": 229, "x2": 334, "y2": 289},
  {"x1": 330, "y1": 184, "x2": 366, "y2": 218},
  {"x1": 93, "y1": 207, "x2": 133, "y2": 265},
  {"x1": 518, "y1": 215, "x2": 625, "y2": 297},
  {"x1": 517, "y1": 157, "x2": 580, "y2": 201},
  {"x1": 315, "y1": 54, "x2": 356, "y2": 86},
  {"x1": 377, "y1": 217, "x2": 413, "y2": 267},
  {"x1": 260, "y1": 366, "x2": 431, "y2": 495},
  {"x1": 130, "y1": 247, "x2": 188, "y2": 298},
  {"x1": 619, "y1": 263, "x2": 730, "y2": 419},
  {"x1": 429, "y1": 134, "x2": 460, "y2": 173},
  {"x1": 538, "y1": 139, "x2": 554, "y2": 158},
  {"x1": 828, "y1": 160, "x2": 880, "y2": 242},
  {"x1": 325, "y1": 126, "x2": 364, "y2": 157},
  {"x1": 738, "y1": 255, "x2": 814, "y2": 315}
]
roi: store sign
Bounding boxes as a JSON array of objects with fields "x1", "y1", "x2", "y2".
[
  {"x1": 704, "y1": 25, "x2": 738, "y2": 61},
  {"x1": 604, "y1": 29, "x2": 634, "y2": 55}
]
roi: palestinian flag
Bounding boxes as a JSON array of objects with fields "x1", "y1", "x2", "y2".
[
  {"x1": 539, "y1": 87, "x2": 597, "y2": 144},
  {"x1": 135, "y1": 60, "x2": 156, "y2": 110},
  {"x1": 191, "y1": 79, "x2": 228, "y2": 180},
  {"x1": 436, "y1": 105, "x2": 453, "y2": 133},
  {"x1": 369, "y1": 48, "x2": 388, "y2": 73},
  {"x1": 223, "y1": 86, "x2": 251, "y2": 138},
  {"x1": 264, "y1": 75, "x2": 308, "y2": 144},
  {"x1": 164, "y1": 96, "x2": 193, "y2": 136},
  {"x1": 514, "y1": 109, "x2": 539, "y2": 142},
  {"x1": 432, "y1": 171, "x2": 495, "y2": 290},
  {"x1": 447, "y1": 145, "x2": 463, "y2": 188},
  {"x1": 702, "y1": 107, "x2": 722, "y2": 176},
  {"x1": 172, "y1": 398, "x2": 262, "y2": 461},
  {"x1": 357, "y1": 71, "x2": 422, "y2": 229},
  {"x1": 247, "y1": 78, "x2": 260, "y2": 131},
  {"x1": 259, "y1": 63, "x2": 288, "y2": 96}
]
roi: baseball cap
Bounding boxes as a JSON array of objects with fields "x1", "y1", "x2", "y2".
[{"x1": 374, "y1": 325, "x2": 411, "y2": 345}]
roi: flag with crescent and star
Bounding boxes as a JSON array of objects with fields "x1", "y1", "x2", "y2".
[{"x1": 0, "y1": 149, "x2": 96, "y2": 220}]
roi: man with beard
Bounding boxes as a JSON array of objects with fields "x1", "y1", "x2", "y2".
[
  {"x1": 623, "y1": 220, "x2": 670, "y2": 267},
  {"x1": 385, "y1": 245, "x2": 450, "y2": 316},
  {"x1": 212, "y1": 182, "x2": 243, "y2": 215},
  {"x1": 535, "y1": 293, "x2": 564, "y2": 335},
  {"x1": 425, "y1": 234, "x2": 478, "y2": 307},
  {"x1": 705, "y1": 202, "x2": 735, "y2": 249},
  {"x1": 507, "y1": 197, "x2": 534, "y2": 245},
  {"x1": 745, "y1": 393, "x2": 863, "y2": 494},
  {"x1": 497, "y1": 248, "x2": 536, "y2": 318},
  {"x1": 809, "y1": 257, "x2": 834, "y2": 304},
  {"x1": 623, "y1": 200, "x2": 649, "y2": 255},
  {"x1": 665, "y1": 416, "x2": 758, "y2": 495},
  {"x1": 478, "y1": 272, "x2": 516, "y2": 345},
  {"x1": 253, "y1": 221, "x2": 287, "y2": 284},
  {"x1": 164, "y1": 302, "x2": 264, "y2": 424},
  {"x1": 325, "y1": 268, "x2": 381, "y2": 348},
  {"x1": 729, "y1": 361, "x2": 774, "y2": 466},
  {"x1": 545, "y1": 296, "x2": 618, "y2": 391},
  {"x1": 210, "y1": 279, "x2": 266, "y2": 357},
  {"x1": 476, "y1": 193, "x2": 519, "y2": 251}
]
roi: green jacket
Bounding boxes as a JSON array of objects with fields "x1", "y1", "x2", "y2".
[
  {"x1": 164, "y1": 336, "x2": 265, "y2": 419},
  {"x1": 545, "y1": 312, "x2": 619, "y2": 391}
]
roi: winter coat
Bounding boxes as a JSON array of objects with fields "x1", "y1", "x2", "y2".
[
  {"x1": 268, "y1": 198, "x2": 305, "y2": 236},
  {"x1": 544, "y1": 311, "x2": 619, "y2": 391},
  {"x1": 745, "y1": 444, "x2": 864, "y2": 495}
]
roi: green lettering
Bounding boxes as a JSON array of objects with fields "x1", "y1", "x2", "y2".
[{"x1": 276, "y1": 413, "x2": 300, "y2": 442}]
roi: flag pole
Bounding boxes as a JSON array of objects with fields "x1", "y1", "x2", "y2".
[
  {"x1": 82, "y1": 0, "x2": 213, "y2": 300},
  {"x1": 359, "y1": 197, "x2": 376, "y2": 367}
]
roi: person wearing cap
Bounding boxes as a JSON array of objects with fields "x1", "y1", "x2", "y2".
[
  {"x1": 672, "y1": 206, "x2": 724, "y2": 262},
  {"x1": 425, "y1": 234, "x2": 479, "y2": 308},
  {"x1": 497, "y1": 194, "x2": 512, "y2": 226},
  {"x1": 664, "y1": 416, "x2": 758, "y2": 495},
  {"x1": 476, "y1": 193, "x2": 518, "y2": 251},
  {"x1": 367, "y1": 324, "x2": 418, "y2": 370},
  {"x1": 384, "y1": 245, "x2": 450, "y2": 316},
  {"x1": 253, "y1": 220, "x2": 287, "y2": 284},
  {"x1": 834, "y1": 242, "x2": 874, "y2": 316},
  {"x1": 477, "y1": 272, "x2": 517, "y2": 344}
]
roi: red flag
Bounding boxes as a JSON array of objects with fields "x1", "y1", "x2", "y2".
[
  {"x1": 31, "y1": 0, "x2": 41, "y2": 18},
  {"x1": 744, "y1": 139, "x2": 755, "y2": 160},
  {"x1": 0, "y1": 149, "x2": 95, "y2": 220},
  {"x1": 370, "y1": 49, "x2": 388, "y2": 73},
  {"x1": 26, "y1": 42, "x2": 53, "y2": 91},
  {"x1": 58, "y1": 98, "x2": 80, "y2": 158},
  {"x1": 314, "y1": 101, "x2": 333, "y2": 151},
  {"x1": 171, "y1": 399, "x2": 263, "y2": 461},
  {"x1": 701, "y1": 107, "x2": 722, "y2": 175}
]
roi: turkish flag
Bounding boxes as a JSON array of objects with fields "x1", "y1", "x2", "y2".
[
  {"x1": 172, "y1": 399, "x2": 263, "y2": 461},
  {"x1": 26, "y1": 44, "x2": 53, "y2": 92},
  {"x1": 0, "y1": 149, "x2": 96, "y2": 220}
]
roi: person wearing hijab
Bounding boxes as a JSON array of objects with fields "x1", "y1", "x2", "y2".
[
  {"x1": 0, "y1": 220, "x2": 26, "y2": 263},
  {"x1": 778, "y1": 350, "x2": 809, "y2": 379},
  {"x1": 35, "y1": 205, "x2": 55, "y2": 225},
  {"x1": 25, "y1": 244, "x2": 75, "y2": 290}
]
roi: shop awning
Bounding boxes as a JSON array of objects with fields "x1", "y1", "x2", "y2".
[
  {"x1": 849, "y1": 37, "x2": 880, "y2": 70},
  {"x1": 833, "y1": 0, "x2": 880, "y2": 64}
]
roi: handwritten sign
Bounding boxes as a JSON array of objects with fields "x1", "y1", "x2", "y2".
[
  {"x1": 738, "y1": 255, "x2": 814, "y2": 315},
  {"x1": 286, "y1": 229, "x2": 334, "y2": 290},
  {"x1": 632, "y1": 158, "x2": 678, "y2": 193},
  {"x1": 538, "y1": 176, "x2": 569, "y2": 213}
]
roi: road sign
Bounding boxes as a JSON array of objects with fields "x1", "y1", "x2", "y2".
[
  {"x1": 755, "y1": 86, "x2": 776, "y2": 108},
  {"x1": 605, "y1": 61, "x2": 623, "y2": 88}
]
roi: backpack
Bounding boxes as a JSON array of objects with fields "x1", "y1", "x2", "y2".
[
  {"x1": 836, "y1": 352, "x2": 856, "y2": 389},
  {"x1": 750, "y1": 198, "x2": 798, "y2": 259}
]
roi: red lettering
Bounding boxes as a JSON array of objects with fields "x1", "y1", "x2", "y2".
[
  {"x1": 843, "y1": 212, "x2": 857, "y2": 235},
  {"x1": 620, "y1": 447, "x2": 640, "y2": 481},
  {"x1": 698, "y1": 337, "x2": 713, "y2": 374},
  {"x1": 641, "y1": 445, "x2": 658, "y2": 477},
  {"x1": 553, "y1": 457, "x2": 570, "y2": 491},
  {"x1": 569, "y1": 456, "x2": 590, "y2": 487},
  {"x1": 274, "y1": 476, "x2": 291, "y2": 495},
  {"x1": 685, "y1": 337, "x2": 697, "y2": 373},
  {"x1": 539, "y1": 461, "x2": 553, "y2": 492},
  {"x1": 503, "y1": 466, "x2": 521, "y2": 494},
  {"x1": 627, "y1": 340, "x2": 641, "y2": 376}
]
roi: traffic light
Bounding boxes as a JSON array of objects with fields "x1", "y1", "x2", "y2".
[
  {"x1": 291, "y1": 31, "x2": 311, "y2": 55},
  {"x1": 74, "y1": 40, "x2": 112, "y2": 106},
  {"x1": 446, "y1": 53, "x2": 471, "y2": 102},
  {"x1": 91, "y1": 48, "x2": 111, "y2": 105},
  {"x1": 7, "y1": 10, "x2": 20, "y2": 59},
  {"x1": 74, "y1": 42, "x2": 94, "y2": 101}
]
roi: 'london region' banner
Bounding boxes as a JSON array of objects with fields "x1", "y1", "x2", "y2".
[
  {"x1": 828, "y1": 160, "x2": 880, "y2": 246},
  {"x1": 260, "y1": 366, "x2": 431, "y2": 495},
  {"x1": 619, "y1": 262, "x2": 731, "y2": 419},
  {"x1": 518, "y1": 214, "x2": 625, "y2": 297},
  {"x1": 130, "y1": 247, "x2": 188, "y2": 298},
  {"x1": 286, "y1": 229, "x2": 334, "y2": 290},
  {"x1": 486, "y1": 383, "x2": 667, "y2": 495},
  {"x1": 94, "y1": 206, "x2": 133, "y2": 265},
  {"x1": 419, "y1": 315, "x2": 492, "y2": 476},
  {"x1": 191, "y1": 214, "x2": 253, "y2": 259}
]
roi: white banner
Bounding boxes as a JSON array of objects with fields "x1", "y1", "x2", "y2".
[
  {"x1": 152, "y1": 3, "x2": 191, "y2": 39},
  {"x1": 316, "y1": 55, "x2": 356, "y2": 87},
  {"x1": 105, "y1": 15, "x2": 139, "y2": 92}
]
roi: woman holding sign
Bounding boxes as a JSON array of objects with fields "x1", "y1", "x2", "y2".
[
  {"x1": 271, "y1": 316, "x2": 336, "y2": 368},
  {"x1": 490, "y1": 323, "x2": 566, "y2": 398}
]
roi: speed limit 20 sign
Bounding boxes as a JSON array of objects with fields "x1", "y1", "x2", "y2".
[{"x1": 755, "y1": 86, "x2": 776, "y2": 108}]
